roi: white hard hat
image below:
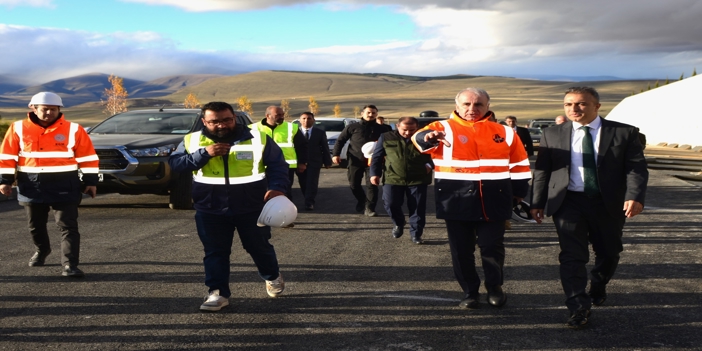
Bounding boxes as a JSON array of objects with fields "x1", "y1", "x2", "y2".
[
  {"x1": 257, "y1": 195, "x2": 298, "y2": 227},
  {"x1": 512, "y1": 200, "x2": 536, "y2": 223},
  {"x1": 28, "y1": 92, "x2": 64, "y2": 107},
  {"x1": 361, "y1": 142, "x2": 376, "y2": 158}
]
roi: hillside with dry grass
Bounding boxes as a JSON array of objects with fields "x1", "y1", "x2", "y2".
[{"x1": 0, "y1": 70, "x2": 652, "y2": 126}]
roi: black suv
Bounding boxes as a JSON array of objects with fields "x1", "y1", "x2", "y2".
[{"x1": 87, "y1": 108, "x2": 253, "y2": 209}]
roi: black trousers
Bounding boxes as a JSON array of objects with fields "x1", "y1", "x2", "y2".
[
  {"x1": 347, "y1": 163, "x2": 378, "y2": 211},
  {"x1": 296, "y1": 166, "x2": 321, "y2": 207},
  {"x1": 382, "y1": 184, "x2": 428, "y2": 239},
  {"x1": 285, "y1": 168, "x2": 296, "y2": 200},
  {"x1": 445, "y1": 220, "x2": 506, "y2": 295},
  {"x1": 23, "y1": 202, "x2": 81, "y2": 267},
  {"x1": 553, "y1": 191, "x2": 625, "y2": 313}
]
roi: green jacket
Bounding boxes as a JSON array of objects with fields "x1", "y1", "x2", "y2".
[{"x1": 370, "y1": 131, "x2": 433, "y2": 186}]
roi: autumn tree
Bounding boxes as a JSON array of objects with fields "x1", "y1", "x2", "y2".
[
  {"x1": 353, "y1": 106, "x2": 360, "y2": 118},
  {"x1": 693, "y1": 67, "x2": 697, "y2": 77},
  {"x1": 237, "y1": 96, "x2": 253, "y2": 117},
  {"x1": 102, "y1": 74, "x2": 128, "y2": 115},
  {"x1": 308, "y1": 96, "x2": 319, "y2": 115},
  {"x1": 679, "y1": 73, "x2": 684, "y2": 81},
  {"x1": 184, "y1": 93, "x2": 201, "y2": 108},
  {"x1": 333, "y1": 104, "x2": 341, "y2": 117},
  {"x1": 280, "y1": 99, "x2": 291, "y2": 118}
]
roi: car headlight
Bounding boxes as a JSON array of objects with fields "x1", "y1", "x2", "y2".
[{"x1": 128, "y1": 144, "x2": 176, "y2": 157}]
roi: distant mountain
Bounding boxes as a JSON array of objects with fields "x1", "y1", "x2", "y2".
[
  {"x1": 0, "y1": 73, "x2": 222, "y2": 107},
  {"x1": 129, "y1": 74, "x2": 223, "y2": 98},
  {"x1": 0, "y1": 75, "x2": 27, "y2": 95},
  {"x1": 515, "y1": 74, "x2": 626, "y2": 81}
]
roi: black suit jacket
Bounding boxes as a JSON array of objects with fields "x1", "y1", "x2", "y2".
[
  {"x1": 305, "y1": 127, "x2": 332, "y2": 168},
  {"x1": 531, "y1": 119, "x2": 648, "y2": 218},
  {"x1": 515, "y1": 126, "x2": 534, "y2": 156}
]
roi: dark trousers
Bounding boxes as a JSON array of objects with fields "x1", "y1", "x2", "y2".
[
  {"x1": 23, "y1": 202, "x2": 81, "y2": 267},
  {"x1": 382, "y1": 184, "x2": 428, "y2": 239},
  {"x1": 445, "y1": 220, "x2": 506, "y2": 295},
  {"x1": 194, "y1": 210, "x2": 280, "y2": 298},
  {"x1": 553, "y1": 191, "x2": 625, "y2": 313},
  {"x1": 347, "y1": 163, "x2": 378, "y2": 211},
  {"x1": 296, "y1": 166, "x2": 321, "y2": 207},
  {"x1": 285, "y1": 168, "x2": 296, "y2": 200}
]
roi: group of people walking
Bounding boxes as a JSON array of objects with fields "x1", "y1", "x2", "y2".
[{"x1": 0, "y1": 86, "x2": 648, "y2": 329}]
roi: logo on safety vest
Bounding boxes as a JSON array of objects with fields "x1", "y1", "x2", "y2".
[
  {"x1": 458, "y1": 135, "x2": 468, "y2": 144},
  {"x1": 54, "y1": 134, "x2": 66, "y2": 142},
  {"x1": 493, "y1": 134, "x2": 504, "y2": 143}
]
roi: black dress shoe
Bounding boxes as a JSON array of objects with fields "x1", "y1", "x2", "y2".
[
  {"x1": 487, "y1": 285, "x2": 507, "y2": 307},
  {"x1": 566, "y1": 308, "x2": 591, "y2": 329},
  {"x1": 589, "y1": 285, "x2": 607, "y2": 306},
  {"x1": 28, "y1": 250, "x2": 51, "y2": 267},
  {"x1": 458, "y1": 294, "x2": 480, "y2": 309},
  {"x1": 355, "y1": 202, "x2": 365, "y2": 213},
  {"x1": 392, "y1": 226, "x2": 403, "y2": 238},
  {"x1": 62, "y1": 265, "x2": 85, "y2": 278},
  {"x1": 305, "y1": 205, "x2": 314, "y2": 211},
  {"x1": 412, "y1": 237, "x2": 423, "y2": 244}
]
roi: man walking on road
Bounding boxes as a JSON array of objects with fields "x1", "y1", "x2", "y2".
[
  {"x1": 0, "y1": 92, "x2": 99, "y2": 277},
  {"x1": 412, "y1": 88, "x2": 531, "y2": 309},
  {"x1": 370, "y1": 117, "x2": 433, "y2": 244},
  {"x1": 505, "y1": 116, "x2": 534, "y2": 156},
  {"x1": 296, "y1": 112, "x2": 332, "y2": 210},
  {"x1": 250, "y1": 106, "x2": 308, "y2": 202},
  {"x1": 530, "y1": 87, "x2": 648, "y2": 329},
  {"x1": 169, "y1": 101, "x2": 290, "y2": 312},
  {"x1": 332, "y1": 104, "x2": 387, "y2": 216}
]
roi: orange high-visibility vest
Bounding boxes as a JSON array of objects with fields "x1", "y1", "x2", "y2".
[
  {"x1": 413, "y1": 113, "x2": 531, "y2": 181},
  {"x1": 0, "y1": 114, "x2": 99, "y2": 176}
]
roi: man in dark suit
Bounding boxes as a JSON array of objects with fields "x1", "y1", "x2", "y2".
[
  {"x1": 296, "y1": 112, "x2": 332, "y2": 211},
  {"x1": 530, "y1": 87, "x2": 648, "y2": 329},
  {"x1": 505, "y1": 116, "x2": 534, "y2": 156}
]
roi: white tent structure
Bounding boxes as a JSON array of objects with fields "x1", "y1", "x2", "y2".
[{"x1": 606, "y1": 74, "x2": 702, "y2": 148}]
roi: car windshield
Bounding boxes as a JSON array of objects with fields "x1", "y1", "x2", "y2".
[
  {"x1": 528, "y1": 128, "x2": 542, "y2": 135},
  {"x1": 89, "y1": 112, "x2": 198, "y2": 134},
  {"x1": 315, "y1": 120, "x2": 347, "y2": 132}
]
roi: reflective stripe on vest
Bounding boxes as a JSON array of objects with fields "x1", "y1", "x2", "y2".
[
  {"x1": 250, "y1": 122, "x2": 297, "y2": 167},
  {"x1": 185, "y1": 131, "x2": 267, "y2": 185},
  {"x1": 434, "y1": 120, "x2": 519, "y2": 181}
]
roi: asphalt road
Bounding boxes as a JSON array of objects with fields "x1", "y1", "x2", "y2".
[{"x1": 0, "y1": 168, "x2": 700, "y2": 350}]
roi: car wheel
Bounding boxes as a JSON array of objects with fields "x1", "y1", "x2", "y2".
[{"x1": 169, "y1": 172, "x2": 193, "y2": 210}]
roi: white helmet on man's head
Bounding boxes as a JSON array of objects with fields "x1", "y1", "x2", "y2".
[
  {"x1": 28, "y1": 92, "x2": 63, "y2": 107},
  {"x1": 257, "y1": 195, "x2": 298, "y2": 227}
]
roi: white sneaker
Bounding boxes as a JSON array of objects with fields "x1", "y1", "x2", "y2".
[
  {"x1": 200, "y1": 289, "x2": 229, "y2": 311},
  {"x1": 266, "y1": 273, "x2": 285, "y2": 297}
]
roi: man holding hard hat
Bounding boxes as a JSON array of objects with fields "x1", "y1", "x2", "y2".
[{"x1": 169, "y1": 101, "x2": 292, "y2": 312}]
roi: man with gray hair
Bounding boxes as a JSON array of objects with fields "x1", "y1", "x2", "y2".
[{"x1": 412, "y1": 88, "x2": 531, "y2": 309}]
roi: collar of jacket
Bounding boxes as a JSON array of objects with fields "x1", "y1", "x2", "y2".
[
  {"x1": 449, "y1": 111, "x2": 495, "y2": 127},
  {"x1": 28, "y1": 112, "x2": 64, "y2": 128}
]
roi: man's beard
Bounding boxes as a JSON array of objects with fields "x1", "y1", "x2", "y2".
[{"x1": 204, "y1": 125, "x2": 239, "y2": 142}]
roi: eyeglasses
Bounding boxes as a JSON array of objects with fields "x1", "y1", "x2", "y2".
[{"x1": 204, "y1": 117, "x2": 235, "y2": 126}]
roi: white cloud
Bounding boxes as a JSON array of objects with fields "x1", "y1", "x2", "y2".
[
  {"x1": 2, "y1": 0, "x2": 702, "y2": 84},
  {"x1": 0, "y1": 0, "x2": 53, "y2": 7}
]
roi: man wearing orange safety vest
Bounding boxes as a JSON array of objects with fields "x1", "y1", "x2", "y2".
[
  {"x1": 0, "y1": 92, "x2": 99, "y2": 277},
  {"x1": 412, "y1": 88, "x2": 532, "y2": 309}
]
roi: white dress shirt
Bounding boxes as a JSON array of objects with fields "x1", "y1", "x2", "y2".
[{"x1": 568, "y1": 116, "x2": 602, "y2": 192}]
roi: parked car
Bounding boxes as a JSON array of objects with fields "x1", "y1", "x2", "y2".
[
  {"x1": 528, "y1": 127, "x2": 542, "y2": 145},
  {"x1": 87, "y1": 108, "x2": 253, "y2": 209},
  {"x1": 292, "y1": 117, "x2": 358, "y2": 167},
  {"x1": 528, "y1": 119, "x2": 557, "y2": 129}
]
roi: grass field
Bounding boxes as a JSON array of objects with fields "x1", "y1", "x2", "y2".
[{"x1": 0, "y1": 71, "x2": 652, "y2": 127}]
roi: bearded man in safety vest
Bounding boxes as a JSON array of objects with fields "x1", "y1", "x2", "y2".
[
  {"x1": 412, "y1": 88, "x2": 532, "y2": 309},
  {"x1": 250, "y1": 106, "x2": 308, "y2": 204},
  {"x1": 0, "y1": 92, "x2": 99, "y2": 277},
  {"x1": 168, "y1": 101, "x2": 290, "y2": 312}
]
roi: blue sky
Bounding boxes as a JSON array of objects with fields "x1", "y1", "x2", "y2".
[{"x1": 1, "y1": 0, "x2": 701, "y2": 84}]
